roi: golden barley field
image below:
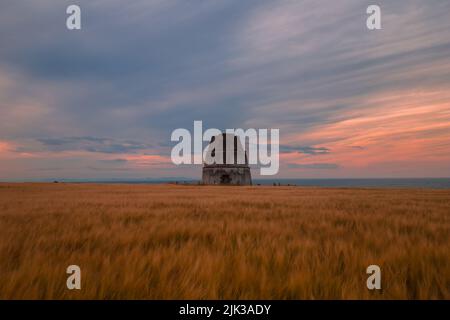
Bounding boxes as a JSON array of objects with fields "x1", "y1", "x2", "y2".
[{"x1": 0, "y1": 183, "x2": 449, "y2": 300}]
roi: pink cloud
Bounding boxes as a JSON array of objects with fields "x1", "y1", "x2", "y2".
[{"x1": 281, "y1": 89, "x2": 450, "y2": 176}]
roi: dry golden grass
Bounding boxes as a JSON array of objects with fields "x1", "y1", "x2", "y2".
[{"x1": 0, "y1": 183, "x2": 448, "y2": 299}]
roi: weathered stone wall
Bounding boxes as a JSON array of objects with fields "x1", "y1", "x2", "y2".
[{"x1": 202, "y1": 166, "x2": 252, "y2": 185}]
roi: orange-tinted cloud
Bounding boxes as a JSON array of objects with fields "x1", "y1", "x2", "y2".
[
  {"x1": 283, "y1": 89, "x2": 450, "y2": 176},
  {"x1": 122, "y1": 154, "x2": 173, "y2": 167},
  {"x1": 0, "y1": 141, "x2": 12, "y2": 153}
]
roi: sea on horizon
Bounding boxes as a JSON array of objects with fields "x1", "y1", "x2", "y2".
[{"x1": 25, "y1": 178, "x2": 450, "y2": 189}]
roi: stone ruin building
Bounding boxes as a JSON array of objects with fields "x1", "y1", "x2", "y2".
[{"x1": 202, "y1": 133, "x2": 252, "y2": 185}]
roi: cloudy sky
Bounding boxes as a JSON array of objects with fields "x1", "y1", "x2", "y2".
[{"x1": 1, "y1": 0, "x2": 450, "y2": 180}]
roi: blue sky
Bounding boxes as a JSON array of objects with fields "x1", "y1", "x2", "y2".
[{"x1": 1, "y1": 0, "x2": 450, "y2": 180}]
